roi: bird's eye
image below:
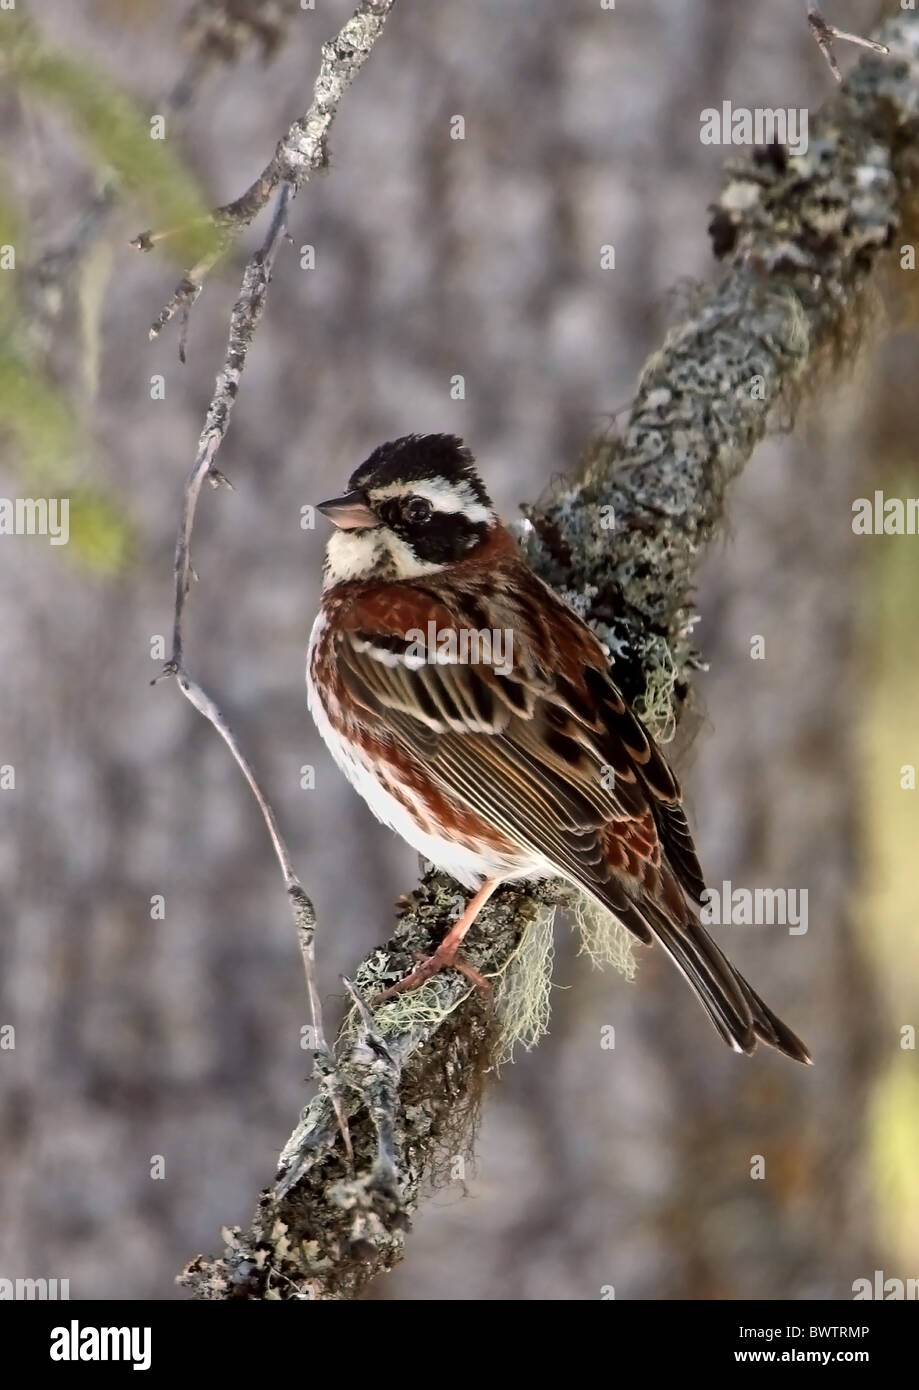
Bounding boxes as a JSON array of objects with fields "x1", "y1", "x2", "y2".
[{"x1": 404, "y1": 496, "x2": 432, "y2": 524}]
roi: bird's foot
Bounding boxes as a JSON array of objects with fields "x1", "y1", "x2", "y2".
[{"x1": 373, "y1": 942, "x2": 490, "y2": 1004}]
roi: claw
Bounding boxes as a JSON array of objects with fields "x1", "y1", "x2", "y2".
[{"x1": 373, "y1": 944, "x2": 491, "y2": 1004}]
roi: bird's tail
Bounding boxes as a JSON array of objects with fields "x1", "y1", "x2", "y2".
[
  {"x1": 656, "y1": 917, "x2": 811, "y2": 1062},
  {"x1": 592, "y1": 886, "x2": 812, "y2": 1063}
]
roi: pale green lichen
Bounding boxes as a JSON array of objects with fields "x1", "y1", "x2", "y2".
[
  {"x1": 343, "y1": 890, "x2": 635, "y2": 1077},
  {"x1": 491, "y1": 902, "x2": 557, "y2": 1067},
  {"x1": 572, "y1": 892, "x2": 637, "y2": 979}
]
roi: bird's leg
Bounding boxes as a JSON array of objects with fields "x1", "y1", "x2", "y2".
[{"x1": 374, "y1": 877, "x2": 500, "y2": 1004}]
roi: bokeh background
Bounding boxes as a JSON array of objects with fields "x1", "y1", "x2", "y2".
[{"x1": 1, "y1": 0, "x2": 917, "y2": 1300}]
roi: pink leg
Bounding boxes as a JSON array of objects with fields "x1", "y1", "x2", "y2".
[{"x1": 373, "y1": 878, "x2": 501, "y2": 1003}]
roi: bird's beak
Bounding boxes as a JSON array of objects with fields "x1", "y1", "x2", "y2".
[{"x1": 316, "y1": 490, "x2": 380, "y2": 531}]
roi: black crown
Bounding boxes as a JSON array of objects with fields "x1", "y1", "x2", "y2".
[{"x1": 348, "y1": 434, "x2": 491, "y2": 508}]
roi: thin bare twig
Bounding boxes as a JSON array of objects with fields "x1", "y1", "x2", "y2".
[
  {"x1": 805, "y1": 1, "x2": 889, "y2": 83},
  {"x1": 155, "y1": 185, "x2": 357, "y2": 1129},
  {"x1": 154, "y1": 1, "x2": 398, "y2": 1162},
  {"x1": 167, "y1": 185, "x2": 292, "y2": 669},
  {"x1": 134, "y1": 0, "x2": 396, "y2": 343},
  {"x1": 336, "y1": 979, "x2": 402, "y2": 1200}
]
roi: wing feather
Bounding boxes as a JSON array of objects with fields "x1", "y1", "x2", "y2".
[
  {"x1": 335, "y1": 608, "x2": 686, "y2": 908},
  {"x1": 324, "y1": 562, "x2": 809, "y2": 1061}
]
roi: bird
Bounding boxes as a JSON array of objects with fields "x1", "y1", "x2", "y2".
[{"x1": 306, "y1": 433, "x2": 811, "y2": 1063}]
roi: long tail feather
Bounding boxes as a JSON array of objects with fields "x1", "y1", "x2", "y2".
[
  {"x1": 651, "y1": 918, "x2": 812, "y2": 1063},
  {"x1": 593, "y1": 886, "x2": 812, "y2": 1063}
]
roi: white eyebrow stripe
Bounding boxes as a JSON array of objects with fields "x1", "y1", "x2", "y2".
[{"x1": 371, "y1": 478, "x2": 492, "y2": 524}]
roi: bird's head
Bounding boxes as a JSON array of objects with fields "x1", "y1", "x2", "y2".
[{"x1": 317, "y1": 434, "x2": 496, "y2": 585}]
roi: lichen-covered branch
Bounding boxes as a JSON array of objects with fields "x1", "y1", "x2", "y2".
[{"x1": 179, "y1": 14, "x2": 919, "y2": 1300}]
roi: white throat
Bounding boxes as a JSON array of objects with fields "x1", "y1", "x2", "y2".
[{"x1": 323, "y1": 527, "x2": 444, "y2": 588}]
